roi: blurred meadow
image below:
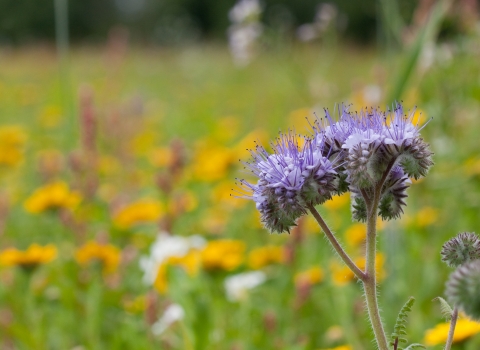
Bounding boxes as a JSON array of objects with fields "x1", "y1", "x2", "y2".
[{"x1": 1, "y1": 0, "x2": 480, "y2": 349}]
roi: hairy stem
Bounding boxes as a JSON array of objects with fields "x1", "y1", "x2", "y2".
[
  {"x1": 363, "y1": 187, "x2": 389, "y2": 350},
  {"x1": 308, "y1": 204, "x2": 365, "y2": 281},
  {"x1": 444, "y1": 307, "x2": 458, "y2": 350}
]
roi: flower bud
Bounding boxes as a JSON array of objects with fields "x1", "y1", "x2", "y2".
[
  {"x1": 446, "y1": 260, "x2": 480, "y2": 320},
  {"x1": 441, "y1": 232, "x2": 480, "y2": 268}
]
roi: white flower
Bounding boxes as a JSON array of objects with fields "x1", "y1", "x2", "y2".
[
  {"x1": 224, "y1": 271, "x2": 266, "y2": 302},
  {"x1": 229, "y1": 0, "x2": 262, "y2": 24},
  {"x1": 151, "y1": 303, "x2": 185, "y2": 336},
  {"x1": 139, "y1": 232, "x2": 206, "y2": 284}
]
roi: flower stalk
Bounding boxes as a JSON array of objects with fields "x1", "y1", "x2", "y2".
[{"x1": 444, "y1": 307, "x2": 458, "y2": 350}]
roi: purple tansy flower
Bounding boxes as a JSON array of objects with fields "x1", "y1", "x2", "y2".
[{"x1": 238, "y1": 132, "x2": 337, "y2": 233}]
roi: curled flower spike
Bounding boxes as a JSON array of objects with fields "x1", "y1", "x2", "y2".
[
  {"x1": 238, "y1": 132, "x2": 338, "y2": 233},
  {"x1": 446, "y1": 259, "x2": 480, "y2": 320},
  {"x1": 441, "y1": 232, "x2": 480, "y2": 268},
  {"x1": 311, "y1": 102, "x2": 433, "y2": 221}
]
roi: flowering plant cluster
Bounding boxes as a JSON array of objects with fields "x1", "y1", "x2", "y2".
[{"x1": 240, "y1": 103, "x2": 445, "y2": 350}]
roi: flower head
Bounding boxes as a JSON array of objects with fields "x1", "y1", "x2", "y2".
[
  {"x1": 75, "y1": 241, "x2": 121, "y2": 274},
  {"x1": 0, "y1": 244, "x2": 57, "y2": 270},
  {"x1": 114, "y1": 199, "x2": 163, "y2": 229},
  {"x1": 424, "y1": 317, "x2": 480, "y2": 346},
  {"x1": 441, "y1": 232, "x2": 480, "y2": 268},
  {"x1": 446, "y1": 260, "x2": 480, "y2": 320},
  {"x1": 24, "y1": 181, "x2": 81, "y2": 214},
  {"x1": 239, "y1": 132, "x2": 337, "y2": 233}
]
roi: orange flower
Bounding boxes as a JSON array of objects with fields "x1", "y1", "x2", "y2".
[
  {"x1": 75, "y1": 241, "x2": 120, "y2": 274},
  {"x1": 0, "y1": 244, "x2": 57, "y2": 268}
]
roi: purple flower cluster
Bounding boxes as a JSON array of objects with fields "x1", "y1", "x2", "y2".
[{"x1": 240, "y1": 103, "x2": 433, "y2": 232}]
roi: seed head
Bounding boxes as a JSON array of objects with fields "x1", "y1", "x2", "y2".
[
  {"x1": 441, "y1": 232, "x2": 480, "y2": 268},
  {"x1": 446, "y1": 259, "x2": 480, "y2": 320}
]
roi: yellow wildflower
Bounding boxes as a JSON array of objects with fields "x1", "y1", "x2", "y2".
[
  {"x1": 167, "y1": 249, "x2": 202, "y2": 276},
  {"x1": 201, "y1": 240, "x2": 245, "y2": 271},
  {"x1": 0, "y1": 125, "x2": 27, "y2": 167},
  {"x1": 318, "y1": 346, "x2": 352, "y2": 350},
  {"x1": 212, "y1": 180, "x2": 244, "y2": 209},
  {"x1": 232, "y1": 129, "x2": 268, "y2": 160},
  {"x1": 288, "y1": 108, "x2": 314, "y2": 130},
  {"x1": 424, "y1": 318, "x2": 480, "y2": 346},
  {"x1": 415, "y1": 206, "x2": 439, "y2": 227},
  {"x1": 154, "y1": 264, "x2": 168, "y2": 294},
  {"x1": 294, "y1": 266, "x2": 324, "y2": 287},
  {"x1": 149, "y1": 147, "x2": 173, "y2": 168},
  {"x1": 324, "y1": 193, "x2": 349, "y2": 210},
  {"x1": 24, "y1": 181, "x2": 82, "y2": 214},
  {"x1": 248, "y1": 245, "x2": 285, "y2": 269},
  {"x1": 191, "y1": 140, "x2": 235, "y2": 182},
  {"x1": 464, "y1": 157, "x2": 480, "y2": 176},
  {"x1": 345, "y1": 223, "x2": 366, "y2": 247},
  {"x1": 0, "y1": 244, "x2": 57, "y2": 268},
  {"x1": 75, "y1": 241, "x2": 121, "y2": 274},
  {"x1": 97, "y1": 155, "x2": 120, "y2": 176},
  {"x1": 114, "y1": 199, "x2": 163, "y2": 229},
  {"x1": 331, "y1": 253, "x2": 385, "y2": 286},
  {"x1": 130, "y1": 130, "x2": 157, "y2": 156}
]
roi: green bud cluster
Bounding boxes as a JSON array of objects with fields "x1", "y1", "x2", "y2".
[{"x1": 441, "y1": 232, "x2": 480, "y2": 268}]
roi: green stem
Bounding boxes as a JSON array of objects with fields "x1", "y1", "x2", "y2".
[
  {"x1": 363, "y1": 187, "x2": 389, "y2": 350},
  {"x1": 444, "y1": 307, "x2": 458, "y2": 350},
  {"x1": 308, "y1": 204, "x2": 365, "y2": 281}
]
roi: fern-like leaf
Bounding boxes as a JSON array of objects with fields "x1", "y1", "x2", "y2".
[
  {"x1": 390, "y1": 297, "x2": 415, "y2": 350},
  {"x1": 432, "y1": 296, "x2": 453, "y2": 320}
]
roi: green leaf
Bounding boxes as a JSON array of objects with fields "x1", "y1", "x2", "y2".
[{"x1": 433, "y1": 296, "x2": 454, "y2": 320}]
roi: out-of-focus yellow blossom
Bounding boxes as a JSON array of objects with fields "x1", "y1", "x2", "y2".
[
  {"x1": 123, "y1": 295, "x2": 146, "y2": 314},
  {"x1": 295, "y1": 266, "x2": 324, "y2": 287},
  {"x1": 212, "y1": 181, "x2": 244, "y2": 209},
  {"x1": 38, "y1": 105, "x2": 62, "y2": 128},
  {"x1": 232, "y1": 129, "x2": 268, "y2": 160},
  {"x1": 191, "y1": 140, "x2": 236, "y2": 182},
  {"x1": 153, "y1": 249, "x2": 203, "y2": 294},
  {"x1": 0, "y1": 244, "x2": 57, "y2": 268},
  {"x1": 24, "y1": 181, "x2": 82, "y2": 214},
  {"x1": 411, "y1": 108, "x2": 427, "y2": 126},
  {"x1": 114, "y1": 199, "x2": 163, "y2": 229},
  {"x1": 345, "y1": 223, "x2": 366, "y2": 247},
  {"x1": 304, "y1": 214, "x2": 321, "y2": 235},
  {"x1": 318, "y1": 345, "x2": 352, "y2": 350},
  {"x1": 97, "y1": 155, "x2": 120, "y2": 176},
  {"x1": 168, "y1": 249, "x2": 202, "y2": 276},
  {"x1": 75, "y1": 241, "x2": 121, "y2": 274},
  {"x1": 213, "y1": 116, "x2": 240, "y2": 142},
  {"x1": 0, "y1": 125, "x2": 27, "y2": 167},
  {"x1": 331, "y1": 253, "x2": 385, "y2": 286},
  {"x1": 324, "y1": 193, "x2": 349, "y2": 210},
  {"x1": 154, "y1": 264, "x2": 168, "y2": 294},
  {"x1": 464, "y1": 157, "x2": 480, "y2": 176},
  {"x1": 424, "y1": 318, "x2": 480, "y2": 346},
  {"x1": 415, "y1": 206, "x2": 439, "y2": 227},
  {"x1": 248, "y1": 245, "x2": 285, "y2": 269},
  {"x1": 289, "y1": 108, "x2": 314, "y2": 130},
  {"x1": 201, "y1": 240, "x2": 245, "y2": 271},
  {"x1": 149, "y1": 147, "x2": 173, "y2": 168}
]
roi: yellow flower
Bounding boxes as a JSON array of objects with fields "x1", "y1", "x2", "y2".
[
  {"x1": 0, "y1": 125, "x2": 27, "y2": 167},
  {"x1": 212, "y1": 180, "x2": 244, "y2": 209},
  {"x1": 0, "y1": 244, "x2": 57, "y2": 268},
  {"x1": 201, "y1": 240, "x2": 245, "y2": 271},
  {"x1": 149, "y1": 147, "x2": 173, "y2": 168},
  {"x1": 231, "y1": 129, "x2": 268, "y2": 160},
  {"x1": 318, "y1": 346, "x2": 352, "y2": 350},
  {"x1": 331, "y1": 253, "x2": 385, "y2": 286},
  {"x1": 324, "y1": 193, "x2": 349, "y2": 210},
  {"x1": 168, "y1": 249, "x2": 202, "y2": 276},
  {"x1": 114, "y1": 199, "x2": 163, "y2": 229},
  {"x1": 345, "y1": 223, "x2": 366, "y2": 247},
  {"x1": 248, "y1": 245, "x2": 285, "y2": 269},
  {"x1": 464, "y1": 157, "x2": 480, "y2": 176},
  {"x1": 75, "y1": 241, "x2": 121, "y2": 274},
  {"x1": 24, "y1": 181, "x2": 82, "y2": 214},
  {"x1": 294, "y1": 266, "x2": 324, "y2": 287},
  {"x1": 154, "y1": 264, "x2": 168, "y2": 294},
  {"x1": 38, "y1": 105, "x2": 62, "y2": 128},
  {"x1": 415, "y1": 206, "x2": 439, "y2": 227},
  {"x1": 288, "y1": 108, "x2": 314, "y2": 130},
  {"x1": 424, "y1": 318, "x2": 480, "y2": 346},
  {"x1": 191, "y1": 140, "x2": 235, "y2": 182}
]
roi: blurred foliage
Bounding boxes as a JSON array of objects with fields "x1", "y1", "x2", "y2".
[{"x1": 0, "y1": 0, "x2": 420, "y2": 45}]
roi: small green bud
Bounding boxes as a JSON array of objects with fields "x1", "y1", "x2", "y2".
[
  {"x1": 441, "y1": 232, "x2": 480, "y2": 268},
  {"x1": 446, "y1": 260, "x2": 480, "y2": 320}
]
